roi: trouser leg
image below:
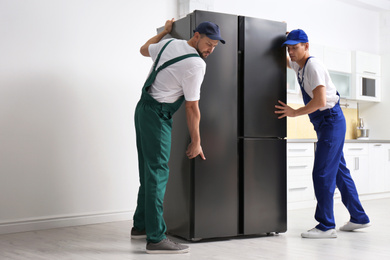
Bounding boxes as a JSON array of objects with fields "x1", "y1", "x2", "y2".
[
  {"x1": 336, "y1": 155, "x2": 370, "y2": 224},
  {"x1": 313, "y1": 112, "x2": 349, "y2": 231},
  {"x1": 133, "y1": 102, "x2": 146, "y2": 231},
  {"x1": 313, "y1": 138, "x2": 340, "y2": 231},
  {"x1": 133, "y1": 101, "x2": 172, "y2": 243}
]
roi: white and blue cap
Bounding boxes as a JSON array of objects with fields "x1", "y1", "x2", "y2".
[{"x1": 194, "y1": 21, "x2": 226, "y2": 44}]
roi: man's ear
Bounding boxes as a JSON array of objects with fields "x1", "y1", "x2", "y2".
[
  {"x1": 193, "y1": 31, "x2": 201, "y2": 41},
  {"x1": 305, "y1": 42, "x2": 309, "y2": 51}
]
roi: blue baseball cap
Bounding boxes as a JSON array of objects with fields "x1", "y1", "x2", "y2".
[
  {"x1": 282, "y1": 29, "x2": 309, "y2": 46},
  {"x1": 194, "y1": 21, "x2": 226, "y2": 44}
]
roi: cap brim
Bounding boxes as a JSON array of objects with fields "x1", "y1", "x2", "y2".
[
  {"x1": 207, "y1": 34, "x2": 226, "y2": 44},
  {"x1": 282, "y1": 40, "x2": 306, "y2": 46}
]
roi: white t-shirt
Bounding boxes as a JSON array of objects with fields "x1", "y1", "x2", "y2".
[
  {"x1": 290, "y1": 57, "x2": 339, "y2": 110},
  {"x1": 147, "y1": 39, "x2": 206, "y2": 103}
]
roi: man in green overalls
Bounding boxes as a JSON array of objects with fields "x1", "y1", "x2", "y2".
[{"x1": 131, "y1": 18, "x2": 225, "y2": 254}]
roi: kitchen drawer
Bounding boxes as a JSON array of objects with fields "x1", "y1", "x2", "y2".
[
  {"x1": 287, "y1": 143, "x2": 314, "y2": 157},
  {"x1": 287, "y1": 180, "x2": 314, "y2": 202},
  {"x1": 287, "y1": 157, "x2": 313, "y2": 177},
  {"x1": 343, "y1": 143, "x2": 369, "y2": 156}
]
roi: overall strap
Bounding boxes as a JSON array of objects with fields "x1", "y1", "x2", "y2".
[
  {"x1": 156, "y1": 53, "x2": 200, "y2": 73},
  {"x1": 143, "y1": 40, "x2": 200, "y2": 88},
  {"x1": 152, "y1": 39, "x2": 175, "y2": 71}
]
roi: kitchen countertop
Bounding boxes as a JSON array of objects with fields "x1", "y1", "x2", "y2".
[{"x1": 287, "y1": 139, "x2": 390, "y2": 143}]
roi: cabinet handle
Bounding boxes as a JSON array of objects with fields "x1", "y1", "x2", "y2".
[
  {"x1": 288, "y1": 149, "x2": 307, "y2": 152},
  {"x1": 348, "y1": 148, "x2": 364, "y2": 151},
  {"x1": 289, "y1": 187, "x2": 308, "y2": 191},
  {"x1": 374, "y1": 144, "x2": 382, "y2": 147},
  {"x1": 362, "y1": 71, "x2": 377, "y2": 75},
  {"x1": 354, "y1": 157, "x2": 360, "y2": 171},
  {"x1": 288, "y1": 165, "x2": 308, "y2": 169}
]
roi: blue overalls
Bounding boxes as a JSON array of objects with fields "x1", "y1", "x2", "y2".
[
  {"x1": 298, "y1": 57, "x2": 370, "y2": 231},
  {"x1": 133, "y1": 39, "x2": 200, "y2": 243}
]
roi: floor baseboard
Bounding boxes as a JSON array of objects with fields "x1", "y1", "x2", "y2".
[{"x1": 0, "y1": 210, "x2": 134, "y2": 235}]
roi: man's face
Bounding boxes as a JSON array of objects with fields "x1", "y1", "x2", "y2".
[
  {"x1": 196, "y1": 35, "x2": 219, "y2": 59},
  {"x1": 287, "y1": 43, "x2": 308, "y2": 62}
]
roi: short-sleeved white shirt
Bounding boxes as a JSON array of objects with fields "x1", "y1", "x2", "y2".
[
  {"x1": 290, "y1": 57, "x2": 339, "y2": 110},
  {"x1": 147, "y1": 39, "x2": 206, "y2": 103}
]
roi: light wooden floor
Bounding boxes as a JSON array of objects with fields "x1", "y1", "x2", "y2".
[{"x1": 1, "y1": 198, "x2": 389, "y2": 260}]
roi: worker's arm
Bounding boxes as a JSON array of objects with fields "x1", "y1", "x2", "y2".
[
  {"x1": 140, "y1": 18, "x2": 174, "y2": 57},
  {"x1": 185, "y1": 100, "x2": 206, "y2": 160},
  {"x1": 275, "y1": 85, "x2": 327, "y2": 118}
]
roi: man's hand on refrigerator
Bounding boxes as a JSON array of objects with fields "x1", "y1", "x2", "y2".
[{"x1": 186, "y1": 143, "x2": 206, "y2": 160}]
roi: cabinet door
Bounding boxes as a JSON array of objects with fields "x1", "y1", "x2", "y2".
[
  {"x1": 329, "y1": 71, "x2": 351, "y2": 99},
  {"x1": 324, "y1": 46, "x2": 352, "y2": 73},
  {"x1": 385, "y1": 144, "x2": 390, "y2": 191},
  {"x1": 343, "y1": 143, "x2": 369, "y2": 194},
  {"x1": 344, "y1": 154, "x2": 369, "y2": 194},
  {"x1": 355, "y1": 51, "x2": 381, "y2": 75},
  {"x1": 368, "y1": 144, "x2": 387, "y2": 193}
]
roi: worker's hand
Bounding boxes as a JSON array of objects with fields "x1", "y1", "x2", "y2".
[
  {"x1": 186, "y1": 142, "x2": 206, "y2": 160},
  {"x1": 275, "y1": 100, "x2": 296, "y2": 119},
  {"x1": 164, "y1": 18, "x2": 175, "y2": 34}
]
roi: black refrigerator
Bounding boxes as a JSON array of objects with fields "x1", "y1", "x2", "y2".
[{"x1": 163, "y1": 10, "x2": 287, "y2": 241}]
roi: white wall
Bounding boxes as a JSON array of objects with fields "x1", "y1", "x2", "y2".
[
  {"x1": 0, "y1": 0, "x2": 388, "y2": 234},
  {"x1": 359, "y1": 11, "x2": 390, "y2": 138},
  {"x1": 212, "y1": 0, "x2": 381, "y2": 53},
  {"x1": 0, "y1": 0, "x2": 177, "y2": 234}
]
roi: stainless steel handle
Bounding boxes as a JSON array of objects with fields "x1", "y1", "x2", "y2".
[
  {"x1": 348, "y1": 148, "x2": 364, "y2": 151},
  {"x1": 289, "y1": 187, "x2": 308, "y2": 191},
  {"x1": 288, "y1": 165, "x2": 308, "y2": 169},
  {"x1": 362, "y1": 71, "x2": 377, "y2": 75},
  {"x1": 354, "y1": 157, "x2": 360, "y2": 171},
  {"x1": 288, "y1": 149, "x2": 307, "y2": 152}
]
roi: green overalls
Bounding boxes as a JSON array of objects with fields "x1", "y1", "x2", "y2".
[{"x1": 133, "y1": 39, "x2": 200, "y2": 243}]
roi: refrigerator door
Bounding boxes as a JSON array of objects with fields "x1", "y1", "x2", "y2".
[
  {"x1": 191, "y1": 10, "x2": 239, "y2": 240},
  {"x1": 238, "y1": 16, "x2": 287, "y2": 138},
  {"x1": 242, "y1": 139, "x2": 287, "y2": 235},
  {"x1": 165, "y1": 10, "x2": 239, "y2": 240}
]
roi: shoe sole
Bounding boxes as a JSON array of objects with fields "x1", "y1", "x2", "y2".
[
  {"x1": 340, "y1": 223, "x2": 371, "y2": 231},
  {"x1": 131, "y1": 235, "x2": 147, "y2": 239},
  {"x1": 146, "y1": 248, "x2": 190, "y2": 254},
  {"x1": 301, "y1": 234, "x2": 337, "y2": 239}
]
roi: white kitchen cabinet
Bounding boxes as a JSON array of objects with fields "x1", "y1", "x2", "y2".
[
  {"x1": 343, "y1": 143, "x2": 370, "y2": 194},
  {"x1": 322, "y1": 46, "x2": 352, "y2": 99},
  {"x1": 354, "y1": 51, "x2": 381, "y2": 76},
  {"x1": 351, "y1": 51, "x2": 381, "y2": 102},
  {"x1": 385, "y1": 144, "x2": 390, "y2": 192},
  {"x1": 323, "y1": 46, "x2": 352, "y2": 73},
  {"x1": 287, "y1": 143, "x2": 315, "y2": 203},
  {"x1": 368, "y1": 143, "x2": 390, "y2": 193},
  {"x1": 329, "y1": 71, "x2": 351, "y2": 99}
]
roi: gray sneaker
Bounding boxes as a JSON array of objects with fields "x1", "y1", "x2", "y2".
[
  {"x1": 146, "y1": 238, "x2": 189, "y2": 254},
  {"x1": 131, "y1": 227, "x2": 146, "y2": 239}
]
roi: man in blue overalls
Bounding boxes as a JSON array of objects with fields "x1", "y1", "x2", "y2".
[
  {"x1": 131, "y1": 19, "x2": 225, "y2": 253},
  {"x1": 275, "y1": 29, "x2": 370, "y2": 238}
]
